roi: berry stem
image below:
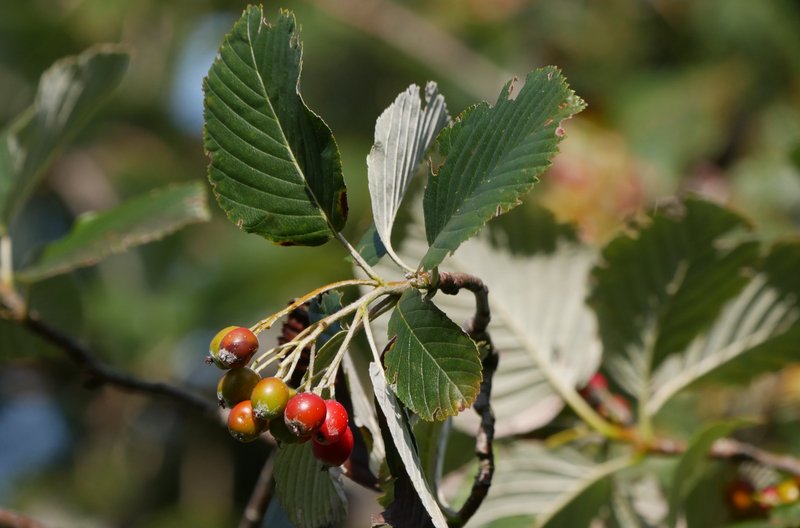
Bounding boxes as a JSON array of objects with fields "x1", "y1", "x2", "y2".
[
  {"x1": 0, "y1": 233, "x2": 12, "y2": 289},
  {"x1": 335, "y1": 231, "x2": 382, "y2": 282},
  {"x1": 316, "y1": 307, "x2": 364, "y2": 393},
  {"x1": 249, "y1": 278, "x2": 379, "y2": 335}
]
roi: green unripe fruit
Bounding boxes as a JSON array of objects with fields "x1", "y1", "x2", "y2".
[
  {"x1": 251, "y1": 377, "x2": 291, "y2": 420},
  {"x1": 209, "y1": 326, "x2": 259, "y2": 369},
  {"x1": 227, "y1": 400, "x2": 267, "y2": 443},
  {"x1": 268, "y1": 416, "x2": 301, "y2": 444},
  {"x1": 217, "y1": 367, "x2": 261, "y2": 408}
]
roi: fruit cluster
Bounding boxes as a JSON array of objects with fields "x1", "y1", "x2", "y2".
[
  {"x1": 578, "y1": 372, "x2": 633, "y2": 426},
  {"x1": 727, "y1": 477, "x2": 800, "y2": 518},
  {"x1": 209, "y1": 326, "x2": 354, "y2": 467}
]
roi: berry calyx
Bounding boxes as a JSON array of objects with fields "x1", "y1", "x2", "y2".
[
  {"x1": 227, "y1": 400, "x2": 267, "y2": 443},
  {"x1": 251, "y1": 377, "x2": 291, "y2": 420},
  {"x1": 284, "y1": 392, "x2": 327, "y2": 437},
  {"x1": 314, "y1": 400, "x2": 349, "y2": 445},
  {"x1": 217, "y1": 367, "x2": 261, "y2": 408},
  {"x1": 210, "y1": 326, "x2": 259, "y2": 369},
  {"x1": 312, "y1": 426, "x2": 354, "y2": 466}
]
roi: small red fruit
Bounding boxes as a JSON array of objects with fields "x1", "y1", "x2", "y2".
[
  {"x1": 210, "y1": 326, "x2": 259, "y2": 369},
  {"x1": 251, "y1": 377, "x2": 291, "y2": 420},
  {"x1": 726, "y1": 480, "x2": 755, "y2": 515},
  {"x1": 314, "y1": 400, "x2": 349, "y2": 445},
  {"x1": 227, "y1": 400, "x2": 267, "y2": 443},
  {"x1": 758, "y1": 486, "x2": 781, "y2": 510},
  {"x1": 217, "y1": 367, "x2": 261, "y2": 408},
  {"x1": 284, "y1": 392, "x2": 327, "y2": 437},
  {"x1": 313, "y1": 426, "x2": 354, "y2": 466}
]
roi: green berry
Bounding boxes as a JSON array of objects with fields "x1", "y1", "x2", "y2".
[
  {"x1": 217, "y1": 367, "x2": 261, "y2": 408},
  {"x1": 251, "y1": 377, "x2": 291, "y2": 420}
]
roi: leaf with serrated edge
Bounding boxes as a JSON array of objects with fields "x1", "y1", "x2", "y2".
[
  {"x1": 589, "y1": 199, "x2": 762, "y2": 408},
  {"x1": 368, "y1": 82, "x2": 448, "y2": 269},
  {"x1": 647, "y1": 260, "x2": 800, "y2": 415},
  {"x1": 0, "y1": 45, "x2": 129, "y2": 227},
  {"x1": 421, "y1": 67, "x2": 585, "y2": 269},
  {"x1": 203, "y1": 7, "x2": 346, "y2": 246},
  {"x1": 17, "y1": 183, "x2": 209, "y2": 283},
  {"x1": 369, "y1": 362, "x2": 448, "y2": 528},
  {"x1": 273, "y1": 443, "x2": 347, "y2": 528},
  {"x1": 464, "y1": 442, "x2": 632, "y2": 527},
  {"x1": 361, "y1": 203, "x2": 600, "y2": 436},
  {"x1": 386, "y1": 288, "x2": 481, "y2": 421}
]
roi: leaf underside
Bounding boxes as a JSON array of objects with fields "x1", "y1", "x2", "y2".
[
  {"x1": 385, "y1": 288, "x2": 482, "y2": 421},
  {"x1": 368, "y1": 82, "x2": 448, "y2": 268},
  {"x1": 203, "y1": 6, "x2": 346, "y2": 246},
  {"x1": 421, "y1": 67, "x2": 586, "y2": 269},
  {"x1": 273, "y1": 442, "x2": 348, "y2": 528},
  {"x1": 17, "y1": 183, "x2": 209, "y2": 283}
]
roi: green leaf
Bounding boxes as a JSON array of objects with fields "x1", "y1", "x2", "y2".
[
  {"x1": 273, "y1": 442, "x2": 347, "y2": 528},
  {"x1": 385, "y1": 288, "x2": 481, "y2": 421},
  {"x1": 421, "y1": 67, "x2": 585, "y2": 269},
  {"x1": 0, "y1": 45, "x2": 129, "y2": 227},
  {"x1": 589, "y1": 199, "x2": 759, "y2": 404},
  {"x1": 668, "y1": 420, "x2": 751, "y2": 525},
  {"x1": 369, "y1": 362, "x2": 449, "y2": 528},
  {"x1": 203, "y1": 7, "x2": 347, "y2": 246},
  {"x1": 465, "y1": 442, "x2": 633, "y2": 527},
  {"x1": 364, "y1": 202, "x2": 601, "y2": 436},
  {"x1": 368, "y1": 82, "x2": 448, "y2": 269},
  {"x1": 16, "y1": 183, "x2": 209, "y2": 283},
  {"x1": 645, "y1": 241, "x2": 800, "y2": 414}
]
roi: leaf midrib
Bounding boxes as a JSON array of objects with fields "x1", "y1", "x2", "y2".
[{"x1": 243, "y1": 11, "x2": 336, "y2": 233}]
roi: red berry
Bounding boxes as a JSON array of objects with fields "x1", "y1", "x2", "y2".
[
  {"x1": 217, "y1": 367, "x2": 261, "y2": 408},
  {"x1": 208, "y1": 325, "x2": 238, "y2": 368},
  {"x1": 284, "y1": 393, "x2": 327, "y2": 437},
  {"x1": 313, "y1": 426, "x2": 354, "y2": 466},
  {"x1": 227, "y1": 400, "x2": 267, "y2": 442},
  {"x1": 210, "y1": 326, "x2": 259, "y2": 369},
  {"x1": 758, "y1": 486, "x2": 781, "y2": 511},
  {"x1": 251, "y1": 377, "x2": 291, "y2": 420},
  {"x1": 314, "y1": 400, "x2": 349, "y2": 445}
]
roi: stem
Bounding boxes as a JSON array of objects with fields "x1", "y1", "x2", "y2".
[
  {"x1": 238, "y1": 452, "x2": 276, "y2": 528},
  {"x1": 335, "y1": 231, "x2": 381, "y2": 282},
  {"x1": 317, "y1": 308, "x2": 364, "y2": 392},
  {"x1": 362, "y1": 305, "x2": 383, "y2": 365},
  {"x1": 249, "y1": 278, "x2": 378, "y2": 335}
]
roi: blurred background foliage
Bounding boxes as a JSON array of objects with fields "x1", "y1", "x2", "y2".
[{"x1": 1, "y1": 0, "x2": 800, "y2": 526}]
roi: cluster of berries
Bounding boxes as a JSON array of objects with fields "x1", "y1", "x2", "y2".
[
  {"x1": 727, "y1": 477, "x2": 800, "y2": 518},
  {"x1": 208, "y1": 326, "x2": 354, "y2": 467},
  {"x1": 578, "y1": 372, "x2": 633, "y2": 426}
]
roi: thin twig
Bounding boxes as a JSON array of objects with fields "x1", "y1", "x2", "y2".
[
  {"x1": 336, "y1": 231, "x2": 382, "y2": 282},
  {"x1": 20, "y1": 311, "x2": 219, "y2": 416},
  {"x1": 436, "y1": 271, "x2": 496, "y2": 527},
  {"x1": 239, "y1": 452, "x2": 277, "y2": 528},
  {"x1": 308, "y1": 0, "x2": 511, "y2": 101}
]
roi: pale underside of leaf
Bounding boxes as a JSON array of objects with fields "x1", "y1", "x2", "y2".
[
  {"x1": 0, "y1": 45, "x2": 129, "y2": 227},
  {"x1": 362, "y1": 211, "x2": 601, "y2": 436},
  {"x1": 16, "y1": 183, "x2": 209, "y2": 282},
  {"x1": 203, "y1": 6, "x2": 346, "y2": 246},
  {"x1": 465, "y1": 442, "x2": 633, "y2": 527},
  {"x1": 343, "y1": 350, "x2": 386, "y2": 476},
  {"x1": 369, "y1": 362, "x2": 449, "y2": 528},
  {"x1": 647, "y1": 275, "x2": 800, "y2": 414},
  {"x1": 386, "y1": 288, "x2": 482, "y2": 421},
  {"x1": 421, "y1": 67, "x2": 586, "y2": 269},
  {"x1": 368, "y1": 82, "x2": 448, "y2": 269},
  {"x1": 273, "y1": 442, "x2": 348, "y2": 528}
]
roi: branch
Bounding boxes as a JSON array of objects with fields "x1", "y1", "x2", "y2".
[
  {"x1": 19, "y1": 310, "x2": 219, "y2": 416},
  {"x1": 239, "y1": 452, "x2": 276, "y2": 528},
  {"x1": 436, "y1": 271, "x2": 496, "y2": 527},
  {"x1": 0, "y1": 508, "x2": 43, "y2": 528}
]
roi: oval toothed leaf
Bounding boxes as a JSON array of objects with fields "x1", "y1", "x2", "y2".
[{"x1": 203, "y1": 7, "x2": 346, "y2": 246}]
